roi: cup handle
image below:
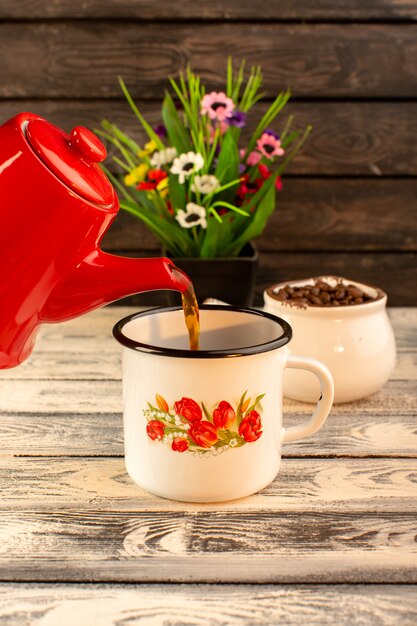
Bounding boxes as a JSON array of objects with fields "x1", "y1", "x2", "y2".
[{"x1": 282, "y1": 355, "x2": 334, "y2": 443}]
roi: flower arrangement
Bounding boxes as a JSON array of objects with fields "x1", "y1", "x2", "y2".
[
  {"x1": 144, "y1": 391, "x2": 265, "y2": 455},
  {"x1": 100, "y1": 60, "x2": 311, "y2": 258}
]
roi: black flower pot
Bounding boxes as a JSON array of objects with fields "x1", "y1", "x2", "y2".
[{"x1": 166, "y1": 242, "x2": 259, "y2": 306}]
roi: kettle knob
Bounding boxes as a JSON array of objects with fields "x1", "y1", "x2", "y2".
[{"x1": 69, "y1": 126, "x2": 107, "y2": 163}]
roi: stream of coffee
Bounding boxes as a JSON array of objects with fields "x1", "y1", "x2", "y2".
[
  {"x1": 181, "y1": 284, "x2": 200, "y2": 351},
  {"x1": 171, "y1": 266, "x2": 200, "y2": 350}
]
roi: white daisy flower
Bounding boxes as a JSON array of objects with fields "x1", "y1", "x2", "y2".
[
  {"x1": 191, "y1": 174, "x2": 220, "y2": 195},
  {"x1": 150, "y1": 147, "x2": 177, "y2": 168},
  {"x1": 170, "y1": 152, "x2": 204, "y2": 184},
  {"x1": 229, "y1": 438, "x2": 238, "y2": 448},
  {"x1": 176, "y1": 203, "x2": 207, "y2": 229}
]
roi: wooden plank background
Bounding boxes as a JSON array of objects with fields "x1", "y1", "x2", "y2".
[
  {"x1": 0, "y1": 2, "x2": 416, "y2": 305},
  {"x1": 0, "y1": 306, "x2": 416, "y2": 621}
]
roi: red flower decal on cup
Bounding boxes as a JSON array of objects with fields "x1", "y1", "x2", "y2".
[
  {"x1": 174, "y1": 397, "x2": 202, "y2": 423},
  {"x1": 189, "y1": 420, "x2": 218, "y2": 448},
  {"x1": 146, "y1": 419, "x2": 165, "y2": 441},
  {"x1": 239, "y1": 410, "x2": 262, "y2": 442},
  {"x1": 213, "y1": 400, "x2": 236, "y2": 429},
  {"x1": 172, "y1": 437, "x2": 189, "y2": 453},
  {"x1": 144, "y1": 391, "x2": 264, "y2": 454}
]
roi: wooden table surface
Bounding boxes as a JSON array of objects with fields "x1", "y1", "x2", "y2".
[{"x1": 0, "y1": 306, "x2": 416, "y2": 625}]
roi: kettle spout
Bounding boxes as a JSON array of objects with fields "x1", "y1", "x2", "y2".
[{"x1": 41, "y1": 250, "x2": 190, "y2": 322}]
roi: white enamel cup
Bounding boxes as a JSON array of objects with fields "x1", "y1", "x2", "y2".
[
  {"x1": 113, "y1": 306, "x2": 334, "y2": 503},
  {"x1": 264, "y1": 277, "x2": 397, "y2": 403}
]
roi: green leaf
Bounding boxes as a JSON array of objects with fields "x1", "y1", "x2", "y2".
[
  {"x1": 120, "y1": 199, "x2": 196, "y2": 257},
  {"x1": 100, "y1": 119, "x2": 140, "y2": 155},
  {"x1": 226, "y1": 175, "x2": 277, "y2": 256},
  {"x1": 118, "y1": 77, "x2": 165, "y2": 149},
  {"x1": 201, "y1": 402, "x2": 213, "y2": 422},
  {"x1": 214, "y1": 131, "x2": 239, "y2": 196},
  {"x1": 162, "y1": 91, "x2": 192, "y2": 154},
  {"x1": 168, "y1": 173, "x2": 186, "y2": 210},
  {"x1": 200, "y1": 216, "x2": 223, "y2": 258},
  {"x1": 210, "y1": 201, "x2": 249, "y2": 217},
  {"x1": 246, "y1": 89, "x2": 291, "y2": 155},
  {"x1": 236, "y1": 390, "x2": 248, "y2": 427},
  {"x1": 246, "y1": 393, "x2": 265, "y2": 414}
]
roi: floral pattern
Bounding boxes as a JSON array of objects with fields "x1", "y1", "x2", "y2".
[{"x1": 144, "y1": 391, "x2": 265, "y2": 455}]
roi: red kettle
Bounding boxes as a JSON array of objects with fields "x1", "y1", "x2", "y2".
[{"x1": 0, "y1": 112, "x2": 189, "y2": 369}]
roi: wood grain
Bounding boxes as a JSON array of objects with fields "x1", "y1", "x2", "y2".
[
  {"x1": 0, "y1": 23, "x2": 416, "y2": 98},
  {"x1": 1, "y1": 0, "x2": 417, "y2": 20},
  {"x1": 100, "y1": 178, "x2": 417, "y2": 252},
  {"x1": 0, "y1": 509, "x2": 415, "y2": 583},
  {"x1": 28, "y1": 306, "x2": 417, "y2": 352},
  {"x1": 255, "y1": 252, "x2": 417, "y2": 307},
  {"x1": 0, "y1": 339, "x2": 414, "y2": 381},
  {"x1": 0, "y1": 583, "x2": 416, "y2": 626},
  {"x1": 1, "y1": 457, "x2": 416, "y2": 513},
  {"x1": 1, "y1": 412, "x2": 416, "y2": 458},
  {"x1": 2, "y1": 100, "x2": 417, "y2": 177},
  {"x1": 114, "y1": 252, "x2": 417, "y2": 307},
  {"x1": 0, "y1": 378, "x2": 415, "y2": 415}
]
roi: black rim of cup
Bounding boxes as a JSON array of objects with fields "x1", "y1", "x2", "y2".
[{"x1": 112, "y1": 305, "x2": 292, "y2": 359}]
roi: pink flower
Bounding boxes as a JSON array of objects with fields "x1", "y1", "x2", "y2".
[
  {"x1": 240, "y1": 149, "x2": 262, "y2": 167},
  {"x1": 256, "y1": 133, "x2": 285, "y2": 160},
  {"x1": 209, "y1": 121, "x2": 228, "y2": 142},
  {"x1": 201, "y1": 92, "x2": 235, "y2": 121}
]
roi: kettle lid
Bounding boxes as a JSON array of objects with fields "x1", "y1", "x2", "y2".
[{"x1": 26, "y1": 118, "x2": 115, "y2": 207}]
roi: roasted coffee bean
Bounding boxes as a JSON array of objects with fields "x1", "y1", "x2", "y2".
[
  {"x1": 272, "y1": 278, "x2": 376, "y2": 308},
  {"x1": 310, "y1": 295, "x2": 322, "y2": 305},
  {"x1": 347, "y1": 287, "x2": 363, "y2": 299}
]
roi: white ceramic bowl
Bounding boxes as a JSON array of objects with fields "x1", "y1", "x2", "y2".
[{"x1": 264, "y1": 276, "x2": 396, "y2": 404}]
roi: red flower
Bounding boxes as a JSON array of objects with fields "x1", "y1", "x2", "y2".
[
  {"x1": 213, "y1": 400, "x2": 236, "y2": 429},
  {"x1": 172, "y1": 437, "x2": 189, "y2": 453},
  {"x1": 236, "y1": 174, "x2": 263, "y2": 202},
  {"x1": 166, "y1": 200, "x2": 174, "y2": 216},
  {"x1": 137, "y1": 169, "x2": 167, "y2": 191},
  {"x1": 146, "y1": 420, "x2": 165, "y2": 441},
  {"x1": 258, "y1": 164, "x2": 283, "y2": 191},
  {"x1": 174, "y1": 397, "x2": 202, "y2": 423},
  {"x1": 148, "y1": 169, "x2": 168, "y2": 184},
  {"x1": 239, "y1": 410, "x2": 262, "y2": 442},
  {"x1": 257, "y1": 164, "x2": 270, "y2": 180},
  {"x1": 189, "y1": 421, "x2": 218, "y2": 448},
  {"x1": 137, "y1": 181, "x2": 157, "y2": 190}
]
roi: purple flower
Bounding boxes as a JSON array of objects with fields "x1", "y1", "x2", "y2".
[
  {"x1": 239, "y1": 163, "x2": 246, "y2": 174},
  {"x1": 226, "y1": 110, "x2": 247, "y2": 128},
  {"x1": 153, "y1": 124, "x2": 167, "y2": 138},
  {"x1": 265, "y1": 128, "x2": 280, "y2": 140}
]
